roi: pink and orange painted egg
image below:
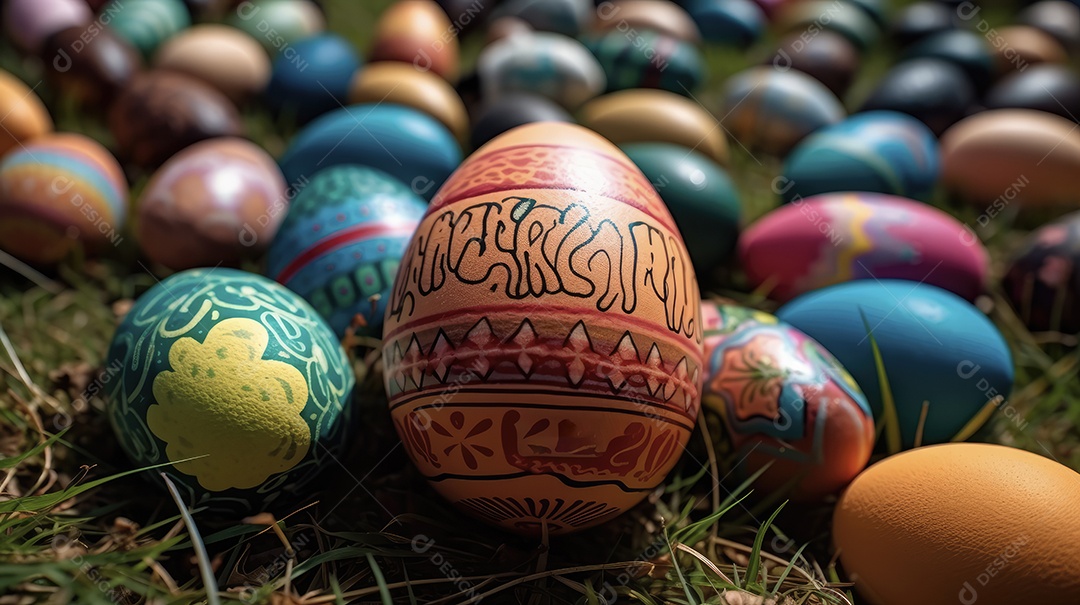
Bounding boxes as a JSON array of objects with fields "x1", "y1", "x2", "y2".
[
  {"x1": 382, "y1": 122, "x2": 704, "y2": 535},
  {"x1": 701, "y1": 302, "x2": 874, "y2": 500},
  {"x1": 739, "y1": 193, "x2": 989, "y2": 302},
  {"x1": 0, "y1": 133, "x2": 127, "y2": 265}
]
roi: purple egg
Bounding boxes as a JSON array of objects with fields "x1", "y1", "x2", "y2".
[{"x1": 3, "y1": 0, "x2": 92, "y2": 53}]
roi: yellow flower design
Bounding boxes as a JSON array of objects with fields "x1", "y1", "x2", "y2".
[{"x1": 148, "y1": 317, "x2": 311, "y2": 491}]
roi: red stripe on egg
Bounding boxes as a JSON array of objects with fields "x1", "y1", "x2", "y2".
[{"x1": 273, "y1": 221, "x2": 419, "y2": 284}]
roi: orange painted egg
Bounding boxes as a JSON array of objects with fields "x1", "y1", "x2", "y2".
[
  {"x1": 370, "y1": 0, "x2": 459, "y2": 83},
  {"x1": 0, "y1": 70, "x2": 52, "y2": 158},
  {"x1": 383, "y1": 122, "x2": 704, "y2": 535}
]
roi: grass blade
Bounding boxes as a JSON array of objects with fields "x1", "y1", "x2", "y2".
[
  {"x1": 746, "y1": 501, "x2": 786, "y2": 592},
  {"x1": 161, "y1": 473, "x2": 220, "y2": 605},
  {"x1": 861, "y1": 310, "x2": 901, "y2": 453}
]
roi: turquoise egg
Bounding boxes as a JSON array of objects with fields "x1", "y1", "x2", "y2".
[
  {"x1": 778, "y1": 280, "x2": 1014, "y2": 448},
  {"x1": 266, "y1": 165, "x2": 426, "y2": 337},
  {"x1": 278, "y1": 103, "x2": 461, "y2": 201},
  {"x1": 582, "y1": 30, "x2": 704, "y2": 95},
  {"x1": 265, "y1": 33, "x2": 361, "y2": 124},
  {"x1": 721, "y1": 67, "x2": 846, "y2": 157},
  {"x1": 621, "y1": 143, "x2": 740, "y2": 276},
  {"x1": 488, "y1": 0, "x2": 593, "y2": 36},
  {"x1": 104, "y1": 0, "x2": 190, "y2": 58},
  {"x1": 226, "y1": 0, "x2": 325, "y2": 54},
  {"x1": 682, "y1": 0, "x2": 765, "y2": 48},
  {"x1": 781, "y1": 111, "x2": 940, "y2": 202},
  {"x1": 105, "y1": 268, "x2": 355, "y2": 514},
  {"x1": 901, "y1": 30, "x2": 995, "y2": 92}
]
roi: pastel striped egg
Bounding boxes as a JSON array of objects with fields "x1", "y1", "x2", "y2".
[
  {"x1": 266, "y1": 165, "x2": 426, "y2": 337},
  {"x1": 104, "y1": 0, "x2": 191, "y2": 58},
  {"x1": 0, "y1": 134, "x2": 127, "y2": 264}
]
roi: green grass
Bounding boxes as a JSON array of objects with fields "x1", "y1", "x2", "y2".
[{"x1": 2, "y1": 1, "x2": 1079, "y2": 604}]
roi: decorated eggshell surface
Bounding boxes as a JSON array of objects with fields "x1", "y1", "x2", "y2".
[
  {"x1": 106, "y1": 268, "x2": 355, "y2": 513},
  {"x1": 582, "y1": 29, "x2": 703, "y2": 95},
  {"x1": 227, "y1": 0, "x2": 325, "y2": 54},
  {"x1": 720, "y1": 67, "x2": 845, "y2": 157},
  {"x1": 1003, "y1": 210, "x2": 1080, "y2": 333},
  {"x1": 834, "y1": 443, "x2": 1080, "y2": 605},
  {"x1": 348, "y1": 62, "x2": 468, "y2": 142},
  {"x1": 984, "y1": 65, "x2": 1080, "y2": 123},
  {"x1": 478, "y1": 32, "x2": 606, "y2": 110},
  {"x1": 154, "y1": 24, "x2": 270, "y2": 104},
  {"x1": 580, "y1": 89, "x2": 729, "y2": 165},
  {"x1": 702, "y1": 306, "x2": 874, "y2": 500},
  {"x1": 940, "y1": 109, "x2": 1080, "y2": 209},
  {"x1": 265, "y1": 33, "x2": 361, "y2": 124},
  {"x1": 859, "y1": 58, "x2": 975, "y2": 136},
  {"x1": 267, "y1": 165, "x2": 426, "y2": 337},
  {"x1": 137, "y1": 138, "x2": 287, "y2": 271},
  {"x1": 780, "y1": 111, "x2": 940, "y2": 202},
  {"x1": 278, "y1": 104, "x2": 461, "y2": 202},
  {"x1": 701, "y1": 300, "x2": 778, "y2": 361},
  {"x1": 778, "y1": 280, "x2": 1014, "y2": 448},
  {"x1": 591, "y1": 0, "x2": 701, "y2": 43},
  {"x1": 370, "y1": 0, "x2": 459, "y2": 82},
  {"x1": 2, "y1": 0, "x2": 91, "y2": 53},
  {"x1": 681, "y1": 0, "x2": 765, "y2": 48},
  {"x1": 0, "y1": 134, "x2": 127, "y2": 265},
  {"x1": 104, "y1": 0, "x2": 191, "y2": 58},
  {"x1": 382, "y1": 123, "x2": 704, "y2": 535},
  {"x1": 740, "y1": 193, "x2": 987, "y2": 302},
  {"x1": 42, "y1": 23, "x2": 143, "y2": 108},
  {"x1": 0, "y1": 70, "x2": 52, "y2": 158},
  {"x1": 767, "y1": 30, "x2": 860, "y2": 98},
  {"x1": 108, "y1": 71, "x2": 244, "y2": 168}
]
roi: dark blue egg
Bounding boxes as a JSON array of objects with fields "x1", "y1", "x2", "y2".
[
  {"x1": 859, "y1": 58, "x2": 975, "y2": 136},
  {"x1": 681, "y1": 0, "x2": 765, "y2": 48},
  {"x1": 278, "y1": 104, "x2": 461, "y2": 201},
  {"x1": 265, "y1": 33, "x2": 361, "y2": 124},
  {"x1": 488, "y1": 0, "x2": 592, "y2": 36},
  {"x1": 581, "y1": 29, "x2": 704, "y2": 95},
  {"x1": 469, "y1": 93, "x2": 574, "y2": 150},
  {"x1": 901, "y1": 30, "x2": 994, "y2": 92},
  {"x1": 778, "y1": 280, "x2": 1014, "y2": 448},
  {"x1": 781, "y1": 111, "x2": 940, "y2": 202},
  {"x1": 984, "y1": 64, "x2": 1080, "y2": 123}
]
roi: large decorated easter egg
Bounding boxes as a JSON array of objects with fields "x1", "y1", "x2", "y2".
[
  {"x1": 137, "y1": 138, "x2": 287, "y2": 271},
  {"x1": 778, "y1": 280, "x2": 1014, "y2": 448},
  {"x1": 267, "y1": 165, "x2": 426, "y2": 337},
  {"x1": 106, "y1": 268, "x2": 355, "y2": 513},
  {"x1": 859, "y1": 58, "x2": 975, "y2": 136},
  {"x1": 940, "y1": 109, "x2": 1080, "y2": 210},
  {"x1": 382, "y1": 123, "x2": 704, "y2": 535},
  {"x1": 104, "y1": 0, "x2": 191, "y2": 58},
  {"x1": 1002, "y1": 211, "x2": 1080, "y2": 333},
  {"x1": 621, "y1": 143, "x2": 741, "y2": 275},
  {"x1": 265, "y1": 33, "x2": 361, "y2": 124},
  {"x1": 278, "y1": 104, "x2": 461, "y2": 201},
  {"x1": 581, "y1": 29, "x2": 704, "y2": 95},
  {"x1": 469, "y1": 93, "x2": 573, "y2": 150},
  {"x1": 681, "y1": 0, "x2": 765, "y2": 48},
  {"x1": 478, "y1": 32, "x2": 605, "y2": 109},
  {"x1": 768, "y1": 30, "x2": 860, "y2": 97},
  {"x1": 703, "y1": 310, "x2": 874, "y2": 500},
  {"x1": 721, "y1": 67, "x2": 845, "y2": 157},
  {"x1": 1018, "y1": 1, "x2": 1080, "y2": 51},
  {"x1": 780, "y1": 111, "x2": 940, "y2": 202},
  {"x1": 226, "y1": 0, "x2": 325, "y2": 54},
  {"x1": 834, "y1": 443, "x2": 1080, "y2": 605},
  {"x1": 108, "y1": 71, "x2": 243, "y2": 168},
  {"x1": 592, "y1": 0, "x2": 701, "y2": 43},
  {"x1": 580, "y1": 89, "x2": 729, "y2": 164},
  {"x1": 984, "y1": 65, "x2": 1080, "y2": 123},
  {"x1": 776, "y1": 0, "x2": 880, "y2": 50},
  {"x1": 900, "y1": 30, "x2": 994, "y2": 92},
  {"x1": 740, "y1": 193, "x2": 988, "y2": 302},
  {"x1": 0, "y1": 134, "x2": 127, "y2": 265},
  {"x1": 2, "y1": 0, "x2": 91, "y2": 53},
  {"x1": 370, "y1": 0, "x2": 459, "y2": 82},
  {"x1": 701, "y1": 300, "x2": 778, "y2": 360},
  {"x1": 0, "y1": 70, "x2": 52, "y2": 157},
  {"x1": 154, "y1": 24, "x2": 270, "y2": 104},
  {"x1": 348, "y1": 62, "x2": 468, "y2": 142},
  {"x1": 488, "y1": 0, "x2": 593, "y2": 36},
  {"x1": 42, "y1": 23, "x2": 143, "y2": 108}
]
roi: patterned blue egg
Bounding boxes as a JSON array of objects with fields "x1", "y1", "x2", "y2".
[
  {"x1": 780, "y1": 111, "x2": 940, "y2": 202},
  {"x1": 104, "y1": 0, "x2": 190, "y2": 58},
  {"x1": 681, "y1": 0, "x2": 765, "y2": 48},
  {"x1": 778, "y1": 280, "x2": 1014, "y2": 449},
  {"x1": 278, "y1": 103, "x2": 461, "y2": 201},
  {"x1": 581, "y1": 29, "x2": 704, "y2": 95},
  {"x1": 266, "y1": 165, "x2": 426, "y2": 337},
  {"x1": 105, "y1": 268, "x2": 355, "y2": 514},
  {"x1": 265, "y1": 33, "x2": 361, "y2": 124}
]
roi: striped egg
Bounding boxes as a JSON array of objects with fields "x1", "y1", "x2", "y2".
[
  {"x1": 0, "y1": 134, "x2": 127, "y2": 264},
  {"x1": 104, "y1": 0, "x2": 191, "y2": 58},
  {"x1": 266, "y1": 165, "x2": 426, "y2": 337}
]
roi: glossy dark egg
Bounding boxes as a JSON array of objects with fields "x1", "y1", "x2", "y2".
[
  {"x1": 1018, "y1": 1, "x2": 1080, "y2": 52},
  {"x1": 42, "y1": 24, "x2": 142, "y2": 107},
  {"x1": 859, "y1": 58, "x2": 975, "y2": 136},
  {"x1": 469, "y1": 93, "x2": 574, "y2": 150},
  {"x1": 1004, "y1": 211, "x2": 1080, "y2": 333},
  {"x1": 767, "y1": 30, "x2": 860, "y2": 98},
  {"x1": 901, "y1": 30, "x2": 994, "y2": 92},
  {"x1": 984, "y1": 65, "x2": 1080, "y2": 123},
  {"x1": 682, "y1": 0, "x2": 765, "y2": 48},
  {"x1": 888, "y1": 2, "x2": 962, "y2": 49}
]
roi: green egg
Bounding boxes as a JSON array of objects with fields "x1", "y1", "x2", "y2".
[{"x1": 105, "y1": 268, "x2": 355, "y2": 514}]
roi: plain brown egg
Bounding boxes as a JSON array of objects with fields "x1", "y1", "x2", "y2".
[
  {"x1": 370, "y1": 0, "x2": 459, "y2": 83},
  {"x1": 0, "y1": 69, "x2": 52, "y2": 157},
  {"x1": 154, "y1": 25, "x2": 271, "y2": 104},
  {"x1": 348, "y1": 61, "x2": 468, "y2": 142}
]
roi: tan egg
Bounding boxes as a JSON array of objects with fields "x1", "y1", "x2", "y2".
[
  {"x1": 154, "y1": 24, "x2": 271, "y2": 104},
  {"x1": 348, "y1": 62, "x2": 468, "y2": 141},
  {"x1": 992, "y1": 25, "x2": 1067, "y2": 76},
  {"x1": 834, "y1": 443, "x2": 1080, "y2": 605},
  {"x1": 591, "y1": 0, "x2": 701, "y2": 43},
  {"x1": 0, "y1": 69, "x2": 52, "y2": 157},
  {"x1": 370, "y1": 0, "x2": 459, "y2": 83},
  {"x1": 941, "y1": 109, "x2": 1080, "y2": 209},
  {"x1": 580, "y1": 89, "x2": 729, "y2": 165}
]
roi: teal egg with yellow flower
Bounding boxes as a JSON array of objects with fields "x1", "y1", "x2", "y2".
[{"x1": 105, "y1": 268, "x2": 355, "y2": 514}]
